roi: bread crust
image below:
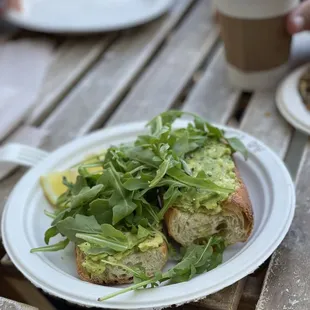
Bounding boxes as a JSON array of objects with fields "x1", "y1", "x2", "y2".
[
  {"x1": 165, "y1": 166, "x2": 253, "y2": 244},
  {"x1": 76, "y1": 242, "x2": 168, "y2": 285},
  {"x1": 223, "y1": 168, "x2": 253, "y2": 239}
]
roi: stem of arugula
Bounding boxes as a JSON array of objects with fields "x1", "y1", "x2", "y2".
[{"x1": 98, "y1": 279, "x2": 153, "y2": 301}]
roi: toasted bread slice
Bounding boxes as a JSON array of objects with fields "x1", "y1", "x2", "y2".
[
  {"x1": 76, "y1": 242, "x2": 168, "y2": 285},
  {"x1": 165, "y1": 168, "x2": 253, "y2": 246}
]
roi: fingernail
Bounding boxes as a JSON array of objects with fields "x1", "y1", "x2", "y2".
[{"x1": 293, "y1": 15, "x2": 305, "y2": 31}]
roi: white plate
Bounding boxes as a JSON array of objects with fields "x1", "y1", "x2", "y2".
[
  {"x1": 4, "y1": 0, "x2": 174, "y2": 33},
  {"x1": 276, "y1": 63, "x2": 310, "y2": 135},
  {"x1": 1, "y1": 120, "x2": 295, "y2": 309}
]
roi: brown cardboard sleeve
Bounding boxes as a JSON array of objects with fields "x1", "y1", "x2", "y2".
[{"x1": 219, "y1": 13, "x2": 292, "y2": 72}]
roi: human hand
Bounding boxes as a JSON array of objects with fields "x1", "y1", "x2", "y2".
[
  {"x1": 287, "y1": 0, "x2": 310, "y2": 34},
  {"x1": 0, "y1": 0, "x2": 21, "y2": 14}
]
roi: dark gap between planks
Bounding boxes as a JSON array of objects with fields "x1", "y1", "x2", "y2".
[
  {"x1": 232, "y1": 92, "x2": 253, "y2": 125},
  {"x1": 284, "y1": 130, "x2": 308, "y2": 180}
]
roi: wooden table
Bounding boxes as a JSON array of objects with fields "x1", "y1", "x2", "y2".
[{"x1": 1, "y1": 1, "x2": 310, "y2": 309}]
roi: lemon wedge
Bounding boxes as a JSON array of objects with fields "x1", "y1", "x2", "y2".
[
  {"x1": 40, "y1": 152, "x2": 105, "y2": 206},
  {"x1": 40, "y1": 170, "x2": 78, "y2": 206}
]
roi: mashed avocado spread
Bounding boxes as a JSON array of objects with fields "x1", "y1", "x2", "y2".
[
  {"x1": 79, "y1": 234, "x2": 163, "y2": 276},
  {"x1": 176, "y1": 138, "x2": 237, "y2": 213}
]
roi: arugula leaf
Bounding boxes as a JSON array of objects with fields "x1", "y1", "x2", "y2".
[
  {"x1": 51, "y1": 208, "x2": 70, "y2": 226},
  {"x1": 31, "y1": 238, "x2": 69, "y2": 253},
  {"x1": 72, "y1": 176, "x2": 88, "y2": 195},
  {"x1": 157, "y1": 186, "x2": 182, "y2": 219},
  {"x1": 206, "y1": 124, "x2": 224, "y2": 139},
  {"x1": 71, "y1": 184, "x2": 103, "y2": 209},
  {"x1": 44, "y1": 210, "x2": 56, "y2": 219},
  {"x1": 227, "y1": 137, "x2": 248, "y2": 160},
  {"x1": 56, "y1": 215, "x2": 101, "y2": 242},
  {"x1": 106, "y1": 163, "x2": 127, "y2": 197},
  {"x1": 123, "y1": 178, "x2": 149, "y2": 191},
  {"x1": 149, "y1": 156, "x2": 172, "y2": 188},
  {"x1": 89, "y1": 198, "x2": 110, "y2": 212},
  {"x1": 180, "y1": 158, "x2": 192, "y2": 176},
  {"x1": 44, "y1": 226, "x2": 58, "y2": 244},
  {"x1": 167, "y1": 167, "x2": 233, "y2": 194},
  {"x1": 123, "y1": 146, "x2": 159, "y2": 168},
  {"x1": 137, "y1": 225, "x2": 150, "y2": 240},
  {"x1": 83, "y1": 247, "x2": 116, "y2": 255},
  {"x1": 89, "y1": 199, "x2": 113, "y2": 224},
  {"x1": 167, "y1": 241, "x2": 213, "y2": 283},
  {"x1": 147, "y1": 110, "x2": 183, "y2": 132},
  {"x1": 112, "y1": 200, "x2": 137, "y2": 225},
  {"x1": 62, "y1": 176, "x2": 74, "y2": 190},
  {"x1": 101, "y1": 224, "x2": 128, "y2": 242},
  {"x1": 76, "y1": 233, "x2": 127, "y2": 252},
  {"x1": 76, "y1": 224, "x2": 129, "y2": 253}
]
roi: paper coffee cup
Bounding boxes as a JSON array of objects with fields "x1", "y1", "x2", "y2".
[{"x1": 216, "y1": 0, "x2": 299, "y2": 91}]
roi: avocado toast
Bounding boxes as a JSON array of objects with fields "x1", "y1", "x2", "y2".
[
  {"x1": 165, "y1": 139, "x2": 253, "y2": 246},
  {"x1": 31, "y1": 111, "x2": 253, "y2": 300},
  {"x1": 76, "y1": 231, "x2": 168, "y2": 285}
]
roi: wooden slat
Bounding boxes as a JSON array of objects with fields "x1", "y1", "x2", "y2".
[
  {"x1": 0, "y1": 297, "x2": 38, "y2": 310},
  {"x1": 26, "y1": 36, "x2": 115, "y2": 125},
  {"x1": 194, "y1": 279, "x2": 246, "y2": 310},
  {"x1": 3, "y1": 276, "x2": 56, "y2": 310},
  {"x1": 182, "y1": 47, "x2": 239, "y2": 124},
  {"x1": 255, "y1": 140, "x2": 310, "y2": 310},
  {"x1": 238, "y1": 276, "x2": 264, "y2": 310},
  {"x1": 107, "y1": 0, "x2": 219, "y2": 126},
  {"x1": 39, "y1": 0, "x2": 193, "y2": 146},
  {"x1": 240, "y1": 92, "x2": 292, "y2": 157}
]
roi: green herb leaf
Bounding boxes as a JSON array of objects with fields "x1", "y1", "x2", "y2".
[
  {"x1": 167, "y1": 167, "x2": 233, "y2": 194},
  {"x1": 101, "y1": 224, "x2": 127, "y2": 242},
  {"x1": 44, "y1": 210, "x2": 57, "y2": 219},
  {"x1": 149, "y1": 156, "x2": 172, "y2": 188},
  {"x1": 31, "y1": 238, "x2": 69, "y2": 253},
  {"x1": 72, "y1": 176, "x2": 88, "y2": 195},
  {"x1": 112, "y1": 200, "x2": 137, "y2": 225},
  {"x1": 158, "y1": 187, "x2": 182, "y2": 219},
  {"x1": 137, "y1": 225, "x2": 150, "y2": 240},
  {"x1": 44, "y1": 226, "x2": 58, "y2": 244},
  {"x1": 206, "y1": 124, "x2": 224, "y2": 139},
  {"x1": 123, "y1": 178, "x2": 149, "y2": 191},
  {"x1": 123, "y1": 146, "x2": 159, "y2": 168},
  {"x1": 89, "y1": 199, "x2": 113, "y2": 224},
  {"x1": 56, "y1": 215, "x2": 101, "y2": 242},
  {"x1": 62, "y1": 176, "x2": 74, "y2": 190},
  {"x1": 147, "y1": 110, "x2": 183, "y2": 133},
  {"x1": 76, "y1": 224, "x2": 129, "y2": 253},
  {"x1": 227, "y1": 137, "x2": 248, "y2": 160},
  {"x1": 71, "y1": 184, "x2": 103, "y2": 209},
  {"x1": 51, "y1": 208, "x2": 70, "y2": 226}
]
